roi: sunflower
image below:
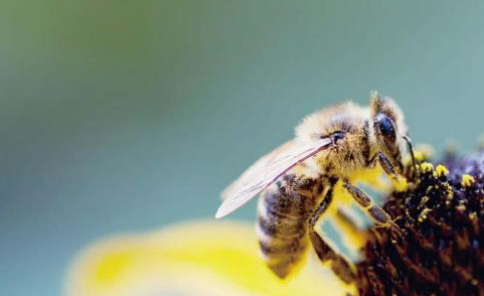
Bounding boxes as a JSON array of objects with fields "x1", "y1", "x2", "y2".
[{"x1": 65, "y1": 147, "x2": 483, "y2": 296}]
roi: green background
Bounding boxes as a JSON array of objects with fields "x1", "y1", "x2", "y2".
[{"x1": 1, "y1": 1, "x2": 483, "y2": 295}]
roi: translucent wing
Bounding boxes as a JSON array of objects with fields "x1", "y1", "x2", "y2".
[{"x1": 216, "y1": 138, "x2": 333, "y2": 218}]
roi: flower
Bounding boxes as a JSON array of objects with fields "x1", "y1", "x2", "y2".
[
  {"x1": 66, "y1": 148, "x2": 483, "y2": 296},
  {"x1": 356, "y1": 149, "x2": 483, "y2": 296},
  {"x1": 65, "y1": 221, "x2": 352, "y2": 296}
]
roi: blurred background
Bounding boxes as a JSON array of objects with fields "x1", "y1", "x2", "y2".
[{"x1": 1, "y1": 1, "x2": 483, "y2": 295}]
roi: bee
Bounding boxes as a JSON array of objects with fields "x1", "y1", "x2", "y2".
[{"x1": 216, "y1": 92, "x2": 416, "y2": 283}]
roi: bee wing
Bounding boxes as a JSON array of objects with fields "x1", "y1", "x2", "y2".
[{"x1": 216, "y1": 138, "x2": 333, "y2": 218}]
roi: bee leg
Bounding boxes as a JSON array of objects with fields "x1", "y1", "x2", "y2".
[
  {"x1": 309, "y1": 231, "x2": 356, "y2": 283},
  {"x1": 343, "y1": 181, "x2": 401, "y2": 234},
  {"x1": 308, "y1": 186, "x2": 334, "y2": 229},
  {"x1": 370, "y1": 151, "x2": 408, "y2": 191},
  {"x1": 369, "y1": 151, "x2": 398, "y2": 178},
  {"x1": 308, "y1": 185, "x2": 356, "y2": 284},
  {"x1": 403, "y1": 135, "x2": 419, "y2": 179}
]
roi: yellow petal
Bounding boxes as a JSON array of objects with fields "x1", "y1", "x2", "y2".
[{"x1": 65, "y1": 220, "x2": 353, "y2": 296}]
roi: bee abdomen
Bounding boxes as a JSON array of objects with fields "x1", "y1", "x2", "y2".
[{"x1": 256, "y1": 175, "x2": 321, "y2": 278}]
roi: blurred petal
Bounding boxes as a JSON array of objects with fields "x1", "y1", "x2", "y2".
[{"x1": 65, "y1": 221, "x2": 353, "y2": 296}]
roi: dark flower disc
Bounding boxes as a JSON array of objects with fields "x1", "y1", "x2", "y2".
[{"x1": 356, "y1": 150, "x2": 483, "y2": 296}]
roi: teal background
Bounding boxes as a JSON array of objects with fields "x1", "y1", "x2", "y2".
[{"x1": 1, "y1": 1, "x2": 483, "y2": 295}]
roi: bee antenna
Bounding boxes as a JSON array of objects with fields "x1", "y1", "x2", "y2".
[{"x1": 403, "y1": 135, "x2": 418, "y2": 178}]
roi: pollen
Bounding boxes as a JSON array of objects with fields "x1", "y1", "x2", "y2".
[
  {"x1": 414, "y1": 151, "x2": 425, "y2": 162},
  {"x1": 436, "y1": 164, "x2": 449, "y2": 176},
  {"x1": 417, "y1": 208, "x2": 431, "y2": 223},
  {"x1": 391, "y1": 175, "x2": 407, "y2": 192},
  {"x1": 456, "y1": 204, "x2": 467, "y2": 213},
  {"x1": 469, "y1": 212, "x2": 477, "y2": 220},
  {"x1": 461, "y1": 174, "x2": 475, "y2": 187},
  {"x1": 414, "y1": 145, "x2": 434, "y2": 162},
  {"x1": 420, "y1": 162, "x2": 434, "y2": 173},
  {"x1": 419, "y1": 195, "x2": 429, "y2": 206}
]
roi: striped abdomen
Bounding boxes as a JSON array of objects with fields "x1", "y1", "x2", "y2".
[{"x1": 256, "y1": 174, "x2": 323, "y2": 278}]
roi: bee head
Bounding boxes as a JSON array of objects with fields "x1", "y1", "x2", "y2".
[{"x1": 370, "y1": 92, "x2": 407, "y2": 169}]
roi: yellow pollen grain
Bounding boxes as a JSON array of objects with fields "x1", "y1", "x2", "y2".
[
  {"x1": 469, "y1": 212, "x2": 477, "y2": 220},
  {"x1": 414, "y1": 151, "x2": 425, "y2": 162},
  {"x1": 418, "y1": 208, "x2": 431, "y2": 223},
  {"x1": 392, "y1": 176, "x2": 408, "y2": 192},
  {"x1": 414, "y1": 145, "x2": 434, "y2": 161},
  {"x1": 456, "y1": 204, "x2": 466, "y2": 212},
  {"x1": 420, "y1": 162, "x2": 434, "y2": 173},
  {"x1": 419, "y1": 196, "x2": 430, "y2": 206},
  {"x1": 436, "y1": 165, "x2": 449, "y2": 176},
  {"x1": 444, "y1": 184, "x2": 454, "y2": 196},
  {"x1": 461, "y1": 174, "x2": 475, "y2": 187}
]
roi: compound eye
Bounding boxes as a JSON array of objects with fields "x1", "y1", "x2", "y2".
[
  {"x1": 327, "y1": 131, "x2": 345, "y2": 144},
  {"x1": 376, "y1": 113, "x2": 396, "y2": 143},
  {"x1": 332, "y1": 131, "x2": 345, "y2": 141}
]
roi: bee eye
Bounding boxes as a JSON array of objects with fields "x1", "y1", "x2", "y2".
[
  {"x1": 376, "y1": 114, "x2": 396, "y2": 143},
  {"x1": 326, "y1": 131, "x2": 345, "y2": 144},
  {"x1": 332, "y1": 131, "x2": 345, "y2": 141}
]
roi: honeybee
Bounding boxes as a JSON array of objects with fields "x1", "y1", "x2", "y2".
[{"x1": 216, "y1": 92, "x2": 416, "y2": 283}]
